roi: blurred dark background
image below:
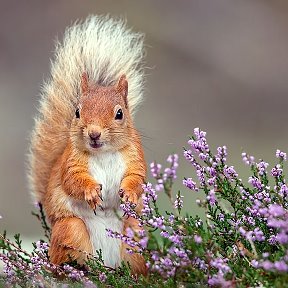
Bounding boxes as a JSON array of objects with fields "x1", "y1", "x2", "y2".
[{"x1": 1, "y1": 0, "x2": 288, "y2": 247}]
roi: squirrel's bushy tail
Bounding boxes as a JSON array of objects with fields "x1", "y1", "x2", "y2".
[{"x1": 28, "y1": 15, "x2": 145, "y2": 203}]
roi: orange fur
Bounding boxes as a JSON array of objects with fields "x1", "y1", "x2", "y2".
[
  {"x1": 49, "y1": 217, "x2": 92, "y2": 265},
  {"x1": 120, "y1": 136, "x2": 146, "y2": 204},
  {"x1": 42, "y1": 76, "x2": 147, "y2": 275}
]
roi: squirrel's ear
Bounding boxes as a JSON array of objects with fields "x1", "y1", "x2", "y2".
[
  {"x1": 116, "y1": 74, "x2": 128, "y2": 108},
  {"x1": 81, "y1": 72, "x2": 89, "y2": 96}
]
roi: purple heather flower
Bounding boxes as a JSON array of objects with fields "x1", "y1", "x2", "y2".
[
  {"x1": 160, "y1": 231, "x2": 169, "y2": 238},
  {"x1": 149, "y1": 156, "x2": 179, "y2": 192},
  {"x1": 151, "y1": 251, "x2": 160, "y2": 261},
  {"x1": 216, "y1": 146, "x2": 227, "y2": 163},
  {"x1": 194, "y1": 235, "x2": 202, "y2": 243},
  {"x1": 251, "y1": 259, "x2": 259, "y2": 268},
  {"x1": 183, "y1": 178, "x2": 199, "y2": 191},
  {"x1": 125, "y1": 227, "x2": 134, "y2": 238},
  {"x1": 196, "y1": 166, "x2": 206, "y2": 186},
  {"x1": 126, "y1": 249, "x2": 134, "y2": 255},
  {"x1": 168, "y1": 214, "x2": 175, "y2": 223},
  {"x1": 239, "y1": 227, "x2": 247, "y2": 237},
  {"x1": 268, "y1": 234, "x2": 277, "y2": 245},
  {"x1": 267, "y1": 218, "x2": 287, "y2": 229},
  {"x1": 279, "y1": 184, "x2": 288, "y2": 198},
  {"x1": 148, "y1": 216, "x2": 166, "y2": 230},
  {"x1": 208, "y1": 273, "x2": 232, "y2": 288},
  {"x1": 188, "y1": 128, "x2": 209, "y2": 153},
  {"x1": 3, "y1": 262, "x2": 15, "y2": 278},
  {"x1": 194, "y1": 127, "x2": 207, "y2": 139},
  {"x1": 276, "y1": 232, "x2": 288, "y2": 244},
  {"x1": 169, "y1": 234, "x2": 183, "y2": 245},
  {"x1": 210, "y1": 257, "x2": 231, "y2": 275},
  {"x1": 188, "y1": 138, "x2": 208, "y2": 153},
  {"x1": 240, "y1": 186, "x2": 250, "y2": 197},
  {"x1": 150, "y1": 162, "x2": 161, "y2": 178},
  {"x1": 223, "y1": 165, "x2": 238, "y2": 180},
  {"x1": 241, "y1": 152, "x2": 255, "y2": 166},
  {"x1": 248, "y1": 176, "x2": 263, "y2": 190},
  {"x1": 142, "y1": 183, "x2": 157, "y2": 201},
  {"x1": 207, "y1": 177, "x2": 216, "y2": 186},
  {"x1": 271, "y1": 164, "x2": 283, "y2": 177},
  {"x1": 63, "y1": 264, "x2": 85, "y2": 281},
  {"x1": 169, "y1": 247, "x2": 189, "y2": 260},
  {"x1": 138, "y1": 229, "x2": 146, "y2": 237},
  {"x1": 167, "y1": 153, "x2": 179, "y2": 164},
  {"x1": 207, "y1": 189, "x2": 217, "y2": 206},
  {"x1": 247, "y1": 216, "x2": 255, "y2": 226},
  {"x1": 261, "y1": 260, "x2": 274, "y2": 270},
  {"x1": 139, "y1": 237, "x2": 148, "y2": 249},
  {"x1": 160, "y1": 256, "x2": 173, "y2": 267},
  {"x1": 155, "y1": 182, "x2": 164, "y2": 192},
  {"x1": 120, "y1": 202, "x2": 139, "y2": 219},
  {"x1": 163, "y1": 168, "x2": 172, "y2": 180},
  {"x1": 207, "y1": 166, "x2": 217, "y2": 177},
  {"x1": 141, "y1": 194, "x2": 153, "y2": 216},
  {"x1": 268, "y1": 204, "x2": 286, "y2": 217},
  {"x1": 30, "y1": 255, "x2": 45, "y2": 272},
  {"x1": 276, "y1": 149, "x2": 287, "y2": 161},
  {"x1": 218, "y1": 213, "x2": 225, "y2": 222},
  {"x1": 174, "y1": 194, "x2": 184, "y2": 210},
  {"x1": 252, "y1": 227, "x2": 265, "y2": 242},
  {"x1": 183, "y1": 149, "x2": 197, "y2": 166},
  {"x1": 199, "y1": 152, "x2": 208, "y2": 161},
  {"x1": 35, "y1": 241, "x2": 49, "y2": 252},
  {"x1": 99, "y1": 272, "x2": 107, "y2": 283},
  {"x1": 107, "y1": 228, "x2": 140, "y2": 249},
  {"x1": 193, "y1": 257, "x2": 207, "y2": 271},
  {"x1": 274, "y1": 260, "x2": 288, "y2": 272},
  {"x1": 165, "y1": 154, "x2": 179, "y2": 180},
  {"x1": 256, "y1": 161, "x2": 269, "y2": 176}
]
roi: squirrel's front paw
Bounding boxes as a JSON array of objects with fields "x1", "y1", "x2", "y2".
[
  {"x1": 85, "y1": 184, "x2": 103, "y2": 211},
  {"x1": 119, "y1": 188, "x2": 139, "y2": 205}
]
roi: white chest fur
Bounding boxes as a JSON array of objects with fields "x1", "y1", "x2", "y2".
[
  {"x1": 88, "y1": 152, "x2": 126, "y2": 209},
  {"x1": 69, "y1": 151, "x2": 126, "y2": 268}
]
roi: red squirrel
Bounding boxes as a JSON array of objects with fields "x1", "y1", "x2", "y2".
[{"x1": 28, "y1": 15, "x2": 147, "y2": 275}]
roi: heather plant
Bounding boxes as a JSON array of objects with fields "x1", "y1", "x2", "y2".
[{"x1": 1, "y1": 127, "x2": 288, "y2": 287}]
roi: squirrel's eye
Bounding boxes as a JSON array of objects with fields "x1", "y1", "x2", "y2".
[
  {"x1": 75, "y1": 108, "x2": 80, "y2": 119},
  {"x1": 115, "y1": 109, "x2": 123, "y2": 120}
]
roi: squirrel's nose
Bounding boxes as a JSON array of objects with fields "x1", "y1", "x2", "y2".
[{"x1": 89, "y1": 131, "x2": 101, "y2": 141}]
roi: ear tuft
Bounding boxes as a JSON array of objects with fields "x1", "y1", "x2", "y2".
[
  {"x1": 116, "y1": 74, "x2": 128, "y2": 107},
  {"x1": 81, "y1": 72, "x2": 89, "y2": 96}
]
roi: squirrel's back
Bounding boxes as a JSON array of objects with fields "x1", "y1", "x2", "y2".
[{"x1": 28, "y1": 15, "x2": 145, "y2": 203}]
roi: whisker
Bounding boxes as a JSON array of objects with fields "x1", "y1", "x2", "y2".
[{"x1": 108, "y1": 132, "x2": 151, "y2": 141}]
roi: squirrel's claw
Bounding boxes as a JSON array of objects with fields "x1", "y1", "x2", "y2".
[
  {"x1": 93, "y1": 205, "x2": 103, "y2": 216},
  {"x1": 119, "y1": 188, "x2": 138, "y2": 206},
  {"x1": 97, "y1": 183, "x2": 103, "y2": 201},
  {"x1": 85, "y1": 183, "x2": 103, "y2": 211},
  {"x1": 118, "y1": 188, "x2": 125, "y2": 198}
]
